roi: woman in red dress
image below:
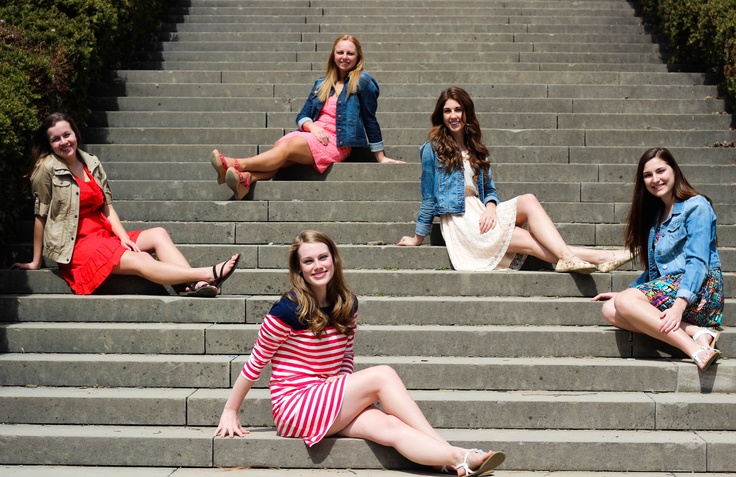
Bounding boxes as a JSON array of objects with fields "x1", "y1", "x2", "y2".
[
  {"x1": 214, "y1": 230, "x2": 506, "y2": 477},
  {"x1": 11, "y1": 112, "x2": 240, "y2": 297}
]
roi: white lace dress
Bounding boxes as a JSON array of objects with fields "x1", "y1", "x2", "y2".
[{"x1": 440, "y1": 159, "x2": 527, "y2": 271}]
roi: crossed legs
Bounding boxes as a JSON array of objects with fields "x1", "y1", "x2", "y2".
[
  {"x1": 506, "y1": 194, "x2": 629, "y2": 266},
  {"x1": 601, "y1": 288, "x2": 719, "y2": 368},
  {"x1": 327, "y1": 365, "x2": 499, "y2": 475}
]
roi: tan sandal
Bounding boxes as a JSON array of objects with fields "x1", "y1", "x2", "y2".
[
  {"x1": 596, "y1": 250, "x2": 634, "y2": 272},
  {"x1": 225, "y1": 167, "x2": 252, "y2": 200},
  {"x1": 555, "y1": 256, "x2": 596, "y2": 274}
]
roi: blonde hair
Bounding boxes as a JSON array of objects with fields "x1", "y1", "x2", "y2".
[
  {"x1": 315, "y1": 35, "x2": 365, "y2": 103},
  {"x1": 286, "y1": 230, "x2": 357, "y2": 337}
]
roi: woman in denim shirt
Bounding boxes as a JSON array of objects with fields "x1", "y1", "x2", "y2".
[
  {"x1": 594, "y1": 147, "x2": 723, "y2": 372},
  {"x1": 209, "y1": 34, "x2": 400, "y2": 200},
  {"x1": 397, "y1": 87, "x2": 632, "y2": 274},
  {"x1": 11, "y1": 112, "x2": 240, "y2": 297}
]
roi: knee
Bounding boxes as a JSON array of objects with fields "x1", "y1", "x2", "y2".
[
  {"x1": 368, "y1": 365, "x2": 403, "y2": 387},
  {"x1": 601, "y1": 300, "x2": 617, "y2": 325},
  {"x1": 147, "y1": 227, "x2": 172, "y2": 245}
]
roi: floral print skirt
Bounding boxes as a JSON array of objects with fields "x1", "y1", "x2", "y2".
[{"x1": 634, "y1": 268, "x2": 723, "y2": 327}]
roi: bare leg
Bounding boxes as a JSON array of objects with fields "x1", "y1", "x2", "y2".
[
  {"x1": 135, "y1": 228, "x2": 190, "y2": 267},
  {"x1": 601, "y1": 288, "x2": 718, "y2": 367},
  {"x1": 510, "y1": 194, "x2": 577, "y2": 261},
  {"x1": 507, "y1": 194, "x2": 629, "y2": 267},
  {"x1": 227, "y1": 137, "x2": 314, "y2": 175},
  {"x1": 113, "y1": 251, "x2": 238, "y2": 287},
  {"x1": 326, "y1": 366, "x2": 501, "y2": 474}
]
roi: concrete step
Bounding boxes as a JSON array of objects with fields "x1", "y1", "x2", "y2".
[
  {"x1": 90, "y1": 111, "x2": 732, "y2": 131},
  {"x1": 2, "y1": 322, "x2": 733, "y2": 359},
  {"x1": 92, "y1": 81, "x2": 720, "y2": 101},
  {"x1": 80, "y1": 144, "x2": 736, "y2": 165},
  {"x1": 151, "y1": 40, "x2": 662, "y2": 55},
  {"x1": 3, "y1": 470, "x2": 736, "y2": 477},
  {"x1": 0, "y1": 425, "x2": 734, "y2": 471},
  {"x1": 82, "y1": 126, "x2": 736, "y2": 149},
  {"x1": 1, "y1": 353, "x2": 735, "y2": 392},
  {"x1": 160, "y1": 31, "x2": 658, "y2": 45},
  {"x1": 90, "y1": 96, "x2": 729, "y2": 115},
  {"x1": 97, "y1": 162, "x2": 735, "y2": 187},
  {"x1": 3, "y1": 387, "x2": 735, "y2": 431},
  {"x1": 105, "y1": 69, "x2": 713, "y2": 86},
  {"x1": 4, "y1": 267, "x2": 736, "y2": 299}
]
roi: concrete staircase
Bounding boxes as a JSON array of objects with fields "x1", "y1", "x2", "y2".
[{"x1": 1, "y1": 0, "x2": 735, "y2": 475}]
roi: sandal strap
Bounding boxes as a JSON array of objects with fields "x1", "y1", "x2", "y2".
[
  {"x1": 455, "y1": 448, "x2": 484, "y2": 477},
  {"x1": 692, "y1": 346, "x2": 714, "y2": 364},
  {"x1": 692, "y1": 328, "x2": 717, "y2": 343}
]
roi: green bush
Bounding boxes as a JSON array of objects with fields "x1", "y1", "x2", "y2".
[
  {"x1": 0, "y1": 0, "x2": 166, "y2": 243},
  {"x1": 641, "y1": 0, "x2": 736, "y2": 99}
]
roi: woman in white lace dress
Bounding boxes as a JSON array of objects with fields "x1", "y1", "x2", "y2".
[{"x1": 397, "y1": 87, "x2": 631, "y2": 273}]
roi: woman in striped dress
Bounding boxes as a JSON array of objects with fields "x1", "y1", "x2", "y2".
[{"x1": 214, "y1": 230, "x2": 506, "y2": 477}]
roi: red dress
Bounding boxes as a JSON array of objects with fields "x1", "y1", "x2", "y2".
[{"x1": 58, "y1": 167, "x2": 141, "y2": 294}]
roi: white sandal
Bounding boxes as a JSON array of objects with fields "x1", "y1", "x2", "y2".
[
  {"x1": 692, "y1": 347, "x2": 721, "y2": 372},
  {"x1": 456, "y1": 448, "x2": 506, "y2": 477},
  {"x1": 692, "y1": 328, "x2": 720, "y2": 348}
]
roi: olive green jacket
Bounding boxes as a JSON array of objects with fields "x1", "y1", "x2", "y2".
[{"x1": 31, "y1": 150, "x2": 113, "y2": 264}]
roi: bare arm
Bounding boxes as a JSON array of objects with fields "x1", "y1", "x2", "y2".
[
  {"x1": 214, "y1": 374, "x2": 255, "y2": 438},
  {"x1": 11, "y1": 216, "x2": 46, "y2": 270},
  {"x1": 102, "y1": 203, "x2": 139, "y2": 252}
]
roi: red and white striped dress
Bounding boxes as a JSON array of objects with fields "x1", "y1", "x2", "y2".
[{"x1": 241, "y1": 294, "x2": 357, "y2": 446}]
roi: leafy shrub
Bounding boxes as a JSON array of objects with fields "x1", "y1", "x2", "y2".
[
  {"x1": 0, "y1": 0, "x2": 166, "y2": 243},
  {"x1": 641, "y1": 0, "x2": 736, "y2": 99}
]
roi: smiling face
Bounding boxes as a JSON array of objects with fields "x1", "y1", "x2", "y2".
[
  {"x1": 642, "y1": 157, "x2": 675, "y2": 203},
  {"x1": 333, "y1": 39, "x2": 358, "y2": 78},
  {"x1": 47, "y1": 120, "x2": 78, "y2": 163},
  {"x1": 442, "y1": 99, "x2": 466, "y2": 143},
  {"x1": 298, "y1": 241, "x2": 335, "y2": 294}
]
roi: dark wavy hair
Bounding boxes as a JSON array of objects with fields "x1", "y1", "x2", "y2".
[
  {"x1": 625, "y1": 147, "x2": 710, "y2": 267},
  {"x1": 29, "y1": 112, "x2": 82, "y2": 179},
  {"x1": 286, "y1": 230, "x2": 357, "y2": 337},
  {"x1": 428, "y1": 86, "x2": 490, "y2": 181}
]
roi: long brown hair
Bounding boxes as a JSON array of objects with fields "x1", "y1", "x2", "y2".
[
  {"x1": 29, "y1": 112, "x2": 82, "y2": 179},
  {"x1": 624, "y1": 147, "x2": 709, "y2": 266},
  {"x1": 287, "y1": 230, "x2": 357, "y2": 337},
  {"x1": 428, "y1": 87, "x2": 490, "y2": 181},
  {"x1": 315, "y1": 35, "x2": 365, "y2": 103}
]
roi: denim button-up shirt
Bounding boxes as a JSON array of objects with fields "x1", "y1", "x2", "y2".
[
  {"x1": 631, "y1": 195, "x2": 721, "y2": 304},
  {"x1": 414, "y1": 141, "x2": 500, "y2": 237},
  {"x1": 296, "y1": 71, "x2": 384, "y2": 152}
]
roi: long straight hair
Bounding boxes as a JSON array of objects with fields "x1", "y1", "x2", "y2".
[
  {"x1": 287, "y1": 230, "x2": 357, "y2": 337},
  {"x1": 315, "y1": 35, "x2": 365, "y2": 103},
  {"x1": 428, "y1": 86, "x2": 490, "y2": 181},
  {"x1": 29, "y1": 112, "x2": 82, "y2": 179},
  {"x1": 624, "y1": 147, "x2": 709, "y2": 266}
]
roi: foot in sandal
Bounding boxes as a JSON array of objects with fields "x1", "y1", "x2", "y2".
[
  {"x1": 692, "y1": 346, "x2": 721, "y2": 372},
  {"x1": 210, "y1": 253, "x2": 241, "y2": 293},
  {"x1": 455, "y1": 448, "x2": 506, "y2": 477}
]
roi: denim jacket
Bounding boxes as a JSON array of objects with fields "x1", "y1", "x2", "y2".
[
  {"x1": 414, "y1": 141, "x2": 500, "y2": 237},
  {"x1": 630, "y1": 195, "x2": 721, "y2": 304},
  {"x1": 31, "y1": 150, "x2": 113, "y2": 264},
  {"x1": 296, "y1": 71, "x2": 384, "y2": 152}
]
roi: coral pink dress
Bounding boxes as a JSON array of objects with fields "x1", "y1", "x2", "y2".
[
  {"x1": 277, "y1": 96, "x2": 351, "y2": 173},
  {"x1": 58, "y1": 167, "x2": 141, "y2": 294},
  {"x1": 241, "y1": 294, "x2": 357, "y2": 446}
]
